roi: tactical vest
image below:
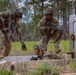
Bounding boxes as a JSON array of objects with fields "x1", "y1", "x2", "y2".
[{"x1": 45, "y1": 18, "x2": 52, "y2": 26}]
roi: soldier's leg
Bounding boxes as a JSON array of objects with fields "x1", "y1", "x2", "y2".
[
  {"x1": 54, "y1": 40, "x2": 61, "y2": 53},
  {"x1": 19, "y1": 31, "x2": 27, "y2": 51},
  {"x1": 0, "y1": 48, "x2": 3, "y2": 58},
  {"x1": 34, "y1": 35, "x2": 50, "y2": 59},
  {"x1": 52, "y1": 31, "x2": 61, "y2": 53},
  {"x1": 0, "y1": 41, "x2": 3, "y2": 58},
  {"x1": 4, "y1": 42, "x2": 11, "y2": 56},
  {"x1": 3, "y1": 33, "x2": 11, "y2": 56},
  {"x1": 16, "y1": 23, "x2": 27, "y2": 51},
  {"x1": 36, "y1": 35, "x2": 50, "y2": 52},
  {"x1": 0, "y1": 31, "x2": 5, "y2": 58}
]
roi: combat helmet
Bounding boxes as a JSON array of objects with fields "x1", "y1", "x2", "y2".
[
  {"x1": 34, "y1": 44, "x2": 40, "y2": 51},
  {"x1": 14, "y1": 8, "x2": 22, "y2": 18},
  {"x1": 44, "y1": 10, "x2": 53, "y2": 16}
]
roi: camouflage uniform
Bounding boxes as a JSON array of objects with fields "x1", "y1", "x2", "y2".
[
  {"x1": 37, "y1": 16, "x2": 60, "y2": 53},
  {"x1": 31, "y1": 44, "x2": 44, "y2": 60},
  {"x1": 11, "y1": 9, "x2": 27, "y2": 51},
  {"x1": 0, "y1": 30, "x2": 5, "y2": 58},
  {"x1": 0, "y1": 12, "x2": 11, "y2": 57},
  {"x1": 43, "y1": 51, "x2": 63, "y2": 60}
]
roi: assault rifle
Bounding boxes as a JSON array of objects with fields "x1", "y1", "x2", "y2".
[{"x1": 40, "y1": 23, "x2": 63, "y2": 43}]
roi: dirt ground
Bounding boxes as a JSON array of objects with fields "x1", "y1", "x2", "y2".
[{"x1": 61, "y1": 73, "x2": 76, "y2": 75}]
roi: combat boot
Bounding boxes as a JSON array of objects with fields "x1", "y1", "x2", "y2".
[
  {"x1": 0, "y1": 50, "x2": 4, "y2": 59},
  {"x1": 22, "y1": 43, "x2": 27, "y2": 51}
]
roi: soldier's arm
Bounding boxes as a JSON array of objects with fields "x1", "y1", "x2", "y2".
[
  {"x1": 37, "y1": 20, "x2": 43, "y2": 29},
  {"x1": 53, "y1": 17, "x2": 60, "y2": 28},
  {"x1": 37, "y1": 16, "x2": 46, "y2": 29}
]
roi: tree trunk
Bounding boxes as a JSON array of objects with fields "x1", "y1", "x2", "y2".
[
  {"x1": 11, "y1": 0, "x2": 18, "y2": 41},
  {"x1": 62, "y1": 0, "x2": 67, "y2": 39},
  {"x1": 56, "y1": 0, "x2": 60, "y2": 20},
  {"x1": 26, "y1": 0, "x2": 29, "y2": 41},
  {"x1": 12, "y1": 0, "x2": 16, "y2": 11},
  {"x1": 33, "y1": 1, "x2": 37, "y2": 41},
  {"x1": 54, "y1": 0, "x2": 60, "y2": 19},
  {"x1": 75, "y1": 0, "x2": 76, "y2": 14},
  {"x1": 41, "y1": 0, "x2": 44, "y2": 16},
  {"x1": 67, "y1": 0, "x2": 69, "y2": 35},
  {"x1": 16, "y1": 0, "x2": 18, "y2": 8},
  {"x1": 54, "y1": 0, "x2": 57, "y2": 17}
]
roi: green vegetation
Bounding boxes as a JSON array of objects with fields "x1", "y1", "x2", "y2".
[
  {"x1": 10, "y1": 40, "x2": 70, "y2": 56},
  {"x1": 30, "y1": 63, "x2": 60, "y2": 75},
  {"x1": 68, "y1": 61, "x2": 76, "y2": 68},
  {"x1": 0, "y1": 70, "x2": 13, "y2": 75}
]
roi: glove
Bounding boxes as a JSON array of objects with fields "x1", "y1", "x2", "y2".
[{"x1": 30, "y1": 57, "x2": 38, "y2": 60}]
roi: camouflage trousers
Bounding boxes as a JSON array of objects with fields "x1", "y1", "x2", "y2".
[
  {"x1": 0, "y1": 30, "x2": 11, "y2": 56},
  {"x1": 43, "y1": 51, "x2": 63, "y2": 60},
  {"x1": 0, "y1": 30, "x2": 5, "y2": 51},
  {"x1": 38, "y1": 32, "x2": 60, "y2": 52},
  {"x1": 14, "y1": 22, "x2": 25, "y2": 45}
]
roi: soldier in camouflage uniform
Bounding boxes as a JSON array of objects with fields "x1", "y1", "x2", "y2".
[
  {"x1": 0, "y1": 12, "x2": 11, "y2": 58},
  {"x1": 31, "y1": 45, "x2": 62, "y2": 60},
  {"x1": 34, "y1": 10, "x2": 62, "y2": 59},
  {"x1": 0, "y1": 10, "x2": 27, "y2": 58},
  {"x1": 11, "y1": 9, "x2": 27, "y2": 51},
  {"x1": 31, "y1": 44, "x2": 44, "y2": 60}
]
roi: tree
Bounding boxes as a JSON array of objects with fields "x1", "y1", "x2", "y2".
[
  {"x1": 54, "y1": 0, "x2": 60, "y2": 20},
  {"x1": 41, "y1": 0, "x2": 44, "y2": 16},
  {"x1": 54, "y1": 0, "x2": 57, "y2": 17},
  {"x1": 26, "y1": 0, "x2": 29, "y2": 41},
  {"x1": 62, "y1": 0, "x2": 68, "y2": 39},
  {"x1": 0, "y1": 0, "x2": 11, "y2": 12},
  {"x1": 75, "y1": 0, "x2": 76, "y2": 14}
]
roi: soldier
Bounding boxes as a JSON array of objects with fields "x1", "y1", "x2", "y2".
[
  {"x1": 0, "y1": 12, "x2": 11, "y2": 58},
  {"x1": 11, "y1": 9, "x2": 27, "y2": 51},
  {"x1": 31, "y1": 45, "x2": 44, "y2": 60},
  {"x1": 34, "y1": 10, "x2": 62, "y2": 58},
  {"x1": 31, "y1": 45, "x2": 62, "y2": 60}
]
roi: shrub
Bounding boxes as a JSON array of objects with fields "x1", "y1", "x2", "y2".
[
  {"x1": 31, "y1": 63, "x2": 60, "y2": 75},
  {"x1": 0, "y1": 70, "x2": 13, "y2": 75}
]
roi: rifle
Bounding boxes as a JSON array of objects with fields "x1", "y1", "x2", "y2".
[{"x1": 40, "y1": 23, "x2": 63, "y2": 43}]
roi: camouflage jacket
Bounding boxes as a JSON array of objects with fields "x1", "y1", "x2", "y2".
[
  {"x1": 0, "y1": 12, "x2": 10, "y2": 30},
  {"x1": 37, "y1": 16, "x2": 60, "y2": 29}
]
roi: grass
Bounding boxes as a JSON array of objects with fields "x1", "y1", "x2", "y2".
[
  {"x1": 68, "y1": 61, "x2": 76, "y2": 68},
  {"x1": 29, "y1": 63, "x2": 60, "y2": 75},
  {"x1": 0, "y1": 70, "x2": 13, "y2": 75},
  {"x1": 9, "y1": 40, "x2": 70, "y2": 56}
]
